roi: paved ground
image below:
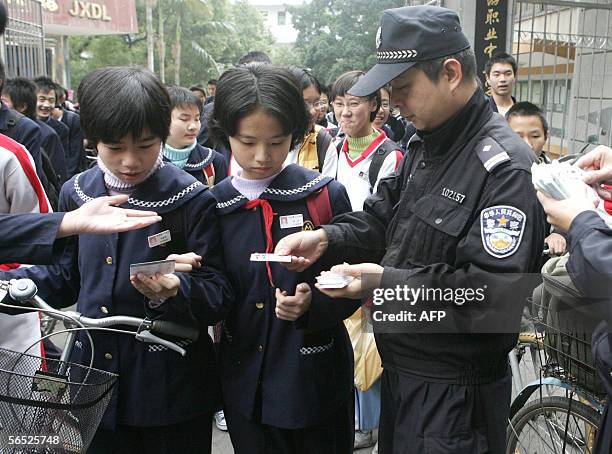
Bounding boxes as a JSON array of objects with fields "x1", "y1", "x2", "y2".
[{"x1": 212, "y1": 424, "x2": 378, "y2": 453}]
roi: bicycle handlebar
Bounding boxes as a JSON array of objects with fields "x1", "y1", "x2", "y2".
[{"x1": 2, "y1": 279, "x2": 199, "y2": 355}]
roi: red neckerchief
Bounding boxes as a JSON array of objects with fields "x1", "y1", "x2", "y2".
[{"x1": 244, "y1": 198, "x2": 277, "y2": 286}]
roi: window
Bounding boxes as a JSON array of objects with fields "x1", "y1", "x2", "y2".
[{"x1": 278, "y1": 11, "x2": 286, "y2": 26}]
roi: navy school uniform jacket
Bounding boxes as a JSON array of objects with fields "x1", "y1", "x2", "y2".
[
  {"x1": 0, "y1": 212, "x2": 65, "y2": 264},
  {"x1": 2, "y1": 164, "x2": 234, "y2": 429},
  {"x1": 211, "y1": 164, "x2": 360, "y2": 429},
  {"x1": 163, "y1": 143, "x2": 228, "y2": 186},
  {"x1": 43, "y1": 117, "x2": 70, "y2": 164},
  {"x1": 60, "y1": 109, "x2": 85, "y2": 177},
  {"x1": 37, "y1": 119, "x2": 68, "y2": 183},
  {"x1": 0, "y1": 102, "x2": 43, "y2": 177}
]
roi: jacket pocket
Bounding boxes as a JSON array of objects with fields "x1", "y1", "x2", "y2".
[{"x1": 412, "y1": 194, "x2": 471, "y2": 237}]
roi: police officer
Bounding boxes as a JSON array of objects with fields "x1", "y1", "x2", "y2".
[
  {"x1": 537, "y1": 145, "x2": 612, "y2": 454},
  {"x1": 0, "y1": 194, "x2": 161, "y2": 264},
  {"x1": 276, "y1": 5, "x2": 545, "y2": 453}
]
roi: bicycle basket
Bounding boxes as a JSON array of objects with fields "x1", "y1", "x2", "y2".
[
  {"x1": 0, "y1": 348, "x2": 117, "y2": 453},
  {"x1": 533, "y1": 256, "x2": 606, "y2": 397}
]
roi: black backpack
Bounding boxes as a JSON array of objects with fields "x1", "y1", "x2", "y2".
[
  {"x1": 0, "y1": 109, "x2": 60, "y2": 210},
  {"x1": 335, "y1": 137, "x2": 401, "y2": 189}
]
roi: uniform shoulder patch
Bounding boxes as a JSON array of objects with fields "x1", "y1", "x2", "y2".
[
  {"x1": 480, "y1": 205, "x2": 526, "y2": 258},
  {"x1": 476, "y1": 137, "x2": 510, "y2": 172}
]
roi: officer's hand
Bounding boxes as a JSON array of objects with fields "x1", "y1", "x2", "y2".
[
  {"x1": 275, "y1": 230, "x2": 328, "y2": 272},
  {"x1": 536, "y1": 191, "x2": 597, "y2": 232},
  {"x1": 130, "y1": 272, "x2": 180, "y2": 302},
  {"x1": 59, "y1": 195, "x2": 162, "y2": 237},
  {"x1": 577, "y1": 145, "x2": 612, "y2": 200},
  {"x1": 315, "y1": 263, "x2": 383, "y2": 300},
  {"x1": 545, "y1": 232, "x2": 567, "y2": 256},
  {"x1": 275, "y1": 283, "x2": 312, "y2": 321},
  {"x1": 166, "y1": 252, "x2": 202, "y2": 273}
]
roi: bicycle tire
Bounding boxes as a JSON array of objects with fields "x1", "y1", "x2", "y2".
[{"x1": 507, "y1": 396, "x2": 601, "y2": 454}]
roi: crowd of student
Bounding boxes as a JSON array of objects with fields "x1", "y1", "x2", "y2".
[{"x1": 1, "y1": 4, "x2": 612, "y2": 454}]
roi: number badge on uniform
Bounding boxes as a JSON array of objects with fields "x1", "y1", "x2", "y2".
[{"x1": 480, "y1": 205, "x2": 526, "y2": 258}]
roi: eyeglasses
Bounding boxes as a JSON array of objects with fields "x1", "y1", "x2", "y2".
[
  {"x1": 305, "y1": 100, "x2": 328, "y2": 109},
  {"x1": 380, "y1": 102, "x2": 390, "y2": 109},
  {"x1": 332, "y1": 99, "x2": 366, "y2": 111}
]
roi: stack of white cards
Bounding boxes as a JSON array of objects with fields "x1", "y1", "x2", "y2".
[
  {"x1": 315, "y1": 273, "x2": 354, "y2": 289},
  {"x1": 532, "y1": 161, "x2": 599, "y2": 201}
]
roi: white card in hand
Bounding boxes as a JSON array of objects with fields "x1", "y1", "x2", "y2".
[
  {"x1": 315, "y1": 273, "x2": 354, "y2": 289},
  {"x1": 130, "y1": 259, "x2": 176, "y2": 277},
  {"x1": 250, "y1": 253, "x2": 292, "y2": 263}
]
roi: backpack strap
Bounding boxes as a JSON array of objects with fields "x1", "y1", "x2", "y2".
[
  {"x1": 315, "y1": 128, "x2": 334, "y2": 172},
  {"x1": 368, "y1": 139, "x2": 401, "y2": 189},
  {"x1": 305, "y1": 185, "x2": 332, "y2": 226},
  {"x1": 202, "y1": 163, "x2": 216, "y2": 187}
]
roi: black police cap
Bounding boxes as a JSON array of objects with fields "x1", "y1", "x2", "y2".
[{"x1": 349, "y1": 5, "x2": 471, "y2": 97}]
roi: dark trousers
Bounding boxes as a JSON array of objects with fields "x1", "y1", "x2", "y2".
[
  {"x1": 224, "y1": 399, "x2": 354, "y2": 454},
  {"x1": 87, "y1": 412, "x2": 212, "y2": 454},
  {"x1": 378, "y1": 369, "x2": 511, "y2": 454}
]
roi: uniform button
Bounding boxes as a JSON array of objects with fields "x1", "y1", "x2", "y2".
[
  {"x1": 419, "y1": 160, "x2": 426, "y2": 168},
  {"x1": 105, "y1": 256, "x2": 113, "y2": 265},
  {"x1": 256, "y1": 302, "x2": 264, "y2": 310},
  {"x1": 100, "y1": 306, "x2": 109, "y2": 314},
  {"x1": 434, "y1": 218, "x2": 443, "y2": 225},
  {"x1": 257, "y1": 344, "x2": 264, "y2": 352},
  {"x1": 104, "y1": 353, "x2": 113, "y2": 360}
]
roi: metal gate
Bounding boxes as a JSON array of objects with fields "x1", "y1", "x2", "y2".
[
  {"x1": 1, "y1": 0, "x2": 46, "y2": 78},
  {"x1": 512, "y1": 0, "x2": 612, "y2": 156}
]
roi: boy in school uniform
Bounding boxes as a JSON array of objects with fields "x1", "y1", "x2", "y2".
[
  {"x1": 209, "y1": 64, "x2": 359, "y2": 454},
  {"x1": 330, "y1": 70, "x2": 404, "y2": 210},
  {"x1": 1, "y1": 67, "x2": 233, "y2": 454},
  {"x1": 163, "y1": 85, "x2": 227, "y2": 187}
]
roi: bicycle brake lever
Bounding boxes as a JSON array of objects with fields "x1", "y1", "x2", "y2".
[{"x1": 135, "y1": 330, "x2": 187, "y2": 356}]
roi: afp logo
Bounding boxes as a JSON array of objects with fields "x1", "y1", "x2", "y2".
[{"x1": 480, "y1": 205, "x2": 526, "y2": 258}]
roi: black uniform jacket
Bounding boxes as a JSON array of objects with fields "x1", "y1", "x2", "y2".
[{"x1": 323, "y1": 89, "x2": 546, "y2": 384}]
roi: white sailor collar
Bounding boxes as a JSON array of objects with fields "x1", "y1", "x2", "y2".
[
  {"x1": 70, "y1": 165, "x2": 207, "y2": 214},
  {"x1": 212, "y1": 164, "x2": 331, "y2": 214}
]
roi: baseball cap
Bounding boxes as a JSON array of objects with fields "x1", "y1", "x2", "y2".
[{"x1": 349, "y1": 5, "x2": 471, "y2": 97}]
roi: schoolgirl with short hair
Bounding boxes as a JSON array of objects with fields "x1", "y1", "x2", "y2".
[{"x1": 209, "y1": 64, "x2": 358, "y2": 454}]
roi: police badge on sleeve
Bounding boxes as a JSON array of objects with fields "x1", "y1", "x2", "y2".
[{"x1": 480, "y1": 205, "x2": 526, "y2": 258}]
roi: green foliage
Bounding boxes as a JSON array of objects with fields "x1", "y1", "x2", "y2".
[
  {"x1": 68, "y1": 0, "x2": 273, "y2": 90},
  {"x1": 289, "y1": 0, "x2": 405, "y2": 85}
]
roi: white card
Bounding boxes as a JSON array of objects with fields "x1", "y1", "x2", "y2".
[
  {"x1": 148, "y1": 230, "x2": 171, "y2": 248},
  {"x1": 279, "y1": 214, "x2": 304, "y2": 229},
  {"x1": 130, "y1": 259, "x2": 176, "y2": 277},
  {"x1": 250, "y1": 253, "x2": 292, "y2": 263}
]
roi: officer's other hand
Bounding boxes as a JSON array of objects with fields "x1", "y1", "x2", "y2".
[
  {"x1": 577, "y1": 145, "x2": 612, "y2": 200},
  {"x1": 167, "y1": 252, "x2": 202, "y2": 273},
  {"x1": 274, "y1": 230, "x2": 328, "y2": 272},
  {"x1": 536, "y1": 191, "x2": 597, "y2": 232},
  {"x1": 545, "y1": 232, "x2": 567, "y2": 256},
  {"x1": 316, "y1": 263, "x2": 383, "y2": 300},
  {"x1": 130, "y1": 272, "x2": 180, "y2": 302},
  {"x1": 275, "y1": 283, "x2": 311, "y2": 321},
  {"x1": 59, "y1": 195, "x2": 162, "y2": 238}
]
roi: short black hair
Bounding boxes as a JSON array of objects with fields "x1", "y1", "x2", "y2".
[
  {"x1": 208, "y1": 64, "x2": 308, "y2": 149},
  {"x1": 286, "y1": 66, "x2": 322, "y2": 94},
  {"x1": 484, "y1": 51, "x2": 517, "y2": 76},
  {"x1": 33, "y1": 76, "x2": 57, "y2": 95},
  {"x1": 320, "y1": 84, "x2": 329, "y2": 96},
  {"x1": 2, "y1": 77, "x2": 37, "y2": 120},
  {"x1": 506, "y1": 101, "x2": 548, "y2": 139},
  {"x1": 167, "y1": 85, "x2": 203, "y2": 113},
  {"x1": 207, "y1": 79, "x2": 217, "y2": 86},
  {"x1": 77, "y1": 66, "x2": 171, "y2": 145},
  {"x1": 330, "y1": 70, "x2": 381, "y2": 122},
  {"x1": 189, "y1": 85, "x2": 206, "y2": 95},
  {"x1": 237, "y1": 51, "x2": 271, "y2": 66},
  {"x1": 416, "y1": 48, "x2": 477, "y2": 84}
]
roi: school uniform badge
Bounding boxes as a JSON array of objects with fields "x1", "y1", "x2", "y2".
[
  {"x1": 480, "y1": 205, "x2": 526, "y2": 258},
  {"x1": 302, "y1": 220, "x2": 315, "y2": 231}
]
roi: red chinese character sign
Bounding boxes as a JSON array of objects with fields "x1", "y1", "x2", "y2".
[{"x1": 474, "y1": 0, "x2": 509, "y2": 95}]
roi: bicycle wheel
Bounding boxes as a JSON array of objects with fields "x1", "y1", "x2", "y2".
[{"x1": 507, "y1": 396, "x2": 601, "y2": 454}]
